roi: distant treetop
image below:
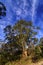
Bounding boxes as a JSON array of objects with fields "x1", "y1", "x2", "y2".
[{"x1": 0, "y1": 2, "x2": 6, "y2": 19}]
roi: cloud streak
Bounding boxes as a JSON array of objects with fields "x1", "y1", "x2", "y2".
[{"x1": 32, "y1": 0, "x2": 38, "y2": 22}]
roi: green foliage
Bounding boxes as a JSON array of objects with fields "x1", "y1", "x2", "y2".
[
  {"x1": 32, "y1": 46, "x2": 42, "y2": 63},
  {"x1": 4, "y1": 25, "x2": 14, "y2": 43}
]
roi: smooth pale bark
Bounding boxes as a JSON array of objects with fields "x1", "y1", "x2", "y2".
[{"x1": 22, "y1": 50, "x2": 27, "y2": 58}]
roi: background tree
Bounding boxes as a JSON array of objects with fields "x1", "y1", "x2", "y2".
[
  {"x1": 4, "y1": 25, "x2": 14, "y2": 43},
  {"x1": 4, "y1": 25, "x2": 22, "y2": 59},
  {"x1": 0, "y1": 2, "x2": 6, "y2": 19},
  {"x1": 39, "y1": 37, "x2": 43, "y2": 57}
]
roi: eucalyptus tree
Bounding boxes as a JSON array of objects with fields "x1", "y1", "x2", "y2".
[{"x1": 13, "y1": 20, "x2": 39, "y2": 56}]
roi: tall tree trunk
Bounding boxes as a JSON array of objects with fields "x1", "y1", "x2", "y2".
[{"x1": 22, "y1": 40, "x2": 27, "y2": 57}]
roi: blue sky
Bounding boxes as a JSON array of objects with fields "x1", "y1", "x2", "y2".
[{"x1": 0, "y1": 0, "x2": 43, "y2": 40}]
